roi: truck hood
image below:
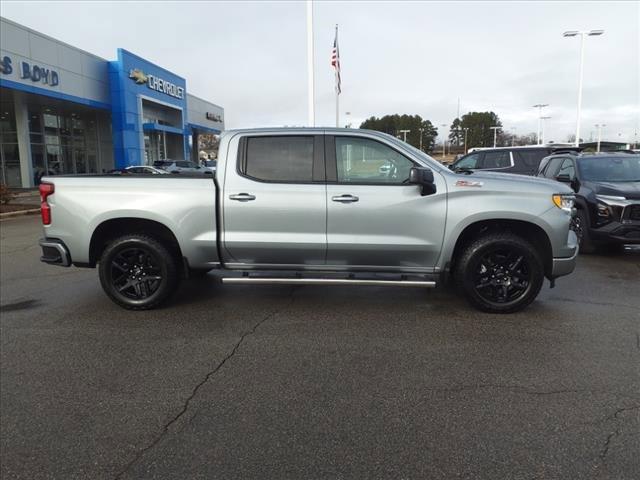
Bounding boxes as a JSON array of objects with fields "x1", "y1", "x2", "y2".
[
  {"x1": 588, "y1": 181, "x2": 640, "y2": 200},
  {"x1": 453, "y1": 171, "x2": 571, "y2": 191}
]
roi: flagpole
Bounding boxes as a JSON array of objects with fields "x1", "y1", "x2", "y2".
[
  {"x1": 306, "y1": 0, "x2": 315, "y2": 127},
  {"x1": 335, "y1": 24, "x2": 339, "y2": 128}
]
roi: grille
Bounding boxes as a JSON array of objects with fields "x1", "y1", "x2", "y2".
[{"x1": 629, "y1": 205, "x2": 640, "y2": 222}]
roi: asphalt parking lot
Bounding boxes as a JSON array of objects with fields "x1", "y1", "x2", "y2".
[{"x1": 1, "y1": 215, "x2": 638, "y2": 479}]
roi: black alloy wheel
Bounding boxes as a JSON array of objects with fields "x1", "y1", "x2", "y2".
[
  {"x1": 110, "y1": 247, "x2": 163, "y2": 300},
  {"x1": 472, "y1": 248, "x2": 532, "y2": 305},
  {"x1": 99, "y1": 234, "x2": 179, "y2": 310},
  {"x1": 455, "y1": 232, "x2": 544, "y2": 313}
]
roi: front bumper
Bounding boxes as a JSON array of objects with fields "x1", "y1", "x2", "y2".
[
  {"x1": 590, "y1": 221, "x2": 640, "y2": 244},
  {"x1": 551, "y1": 229, "x2": 579, "y2": 278},
  {"x1": 39, "y1": 238, "x2": 71, "y2": 267}
]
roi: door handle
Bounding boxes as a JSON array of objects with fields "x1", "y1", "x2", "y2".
[
  {"x1": 332, "y1": 194, "x2": 359, "y2": 203},
  {"x1": 229, "y1": 193, "x2": 256, "y2": 202}
]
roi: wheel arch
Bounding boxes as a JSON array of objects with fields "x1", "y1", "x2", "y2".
[
  {"x1": 447, "y1": 219, "x2": 554, "y2": 279},
  {"x1": 89, "y1": 218, "x2": 183, "y2": 267}
]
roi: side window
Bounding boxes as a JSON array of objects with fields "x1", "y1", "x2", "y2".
[
  {"x1": 515, "y1": 150, "x2": 547, "y2": 168},
  {"x1": 482, "y1": 151, "x2": 511, "y2": 169},
  {"x1": 177, "y1": 161, "x2": 191, "y2": 168},
  {"x1": 455, "y1": 153, "x2": 480, "y2": 169},
  {"x1": 335, "y1": 137, "x2": 414, "y2": 184},
  {"x1": 544, "y1": 157, "x2": 564, "y2": 178},
  {"x1": 243, "y1": 136, "x2": 314, "y2": 182},
  {"x1": 556, "y1": 158, "x2": 575, "y2": 180}
]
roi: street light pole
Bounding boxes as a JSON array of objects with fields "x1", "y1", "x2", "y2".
[
  {"x1": 532, "y1": 104, "x2": 549, "y2": 145},
  {"x1": 440, "y1": 124, "x2": 447, "y2": 158},
  {"x1": 419, "y1": 127, "x2": 424, "y2": 151},
  {"x1": 398, "y1": 129, "x2": 410, "y2": 143},
  {"x1": 595, "y1": 123, "x2": 606, "y2": 152},
  {"x1": 490, "y1": 126, "x2": 500, "y2": 148},
  {"x1": 540, "y1": 116, "x2": 551, "y2": 144},
  {"x1": 511, "y1": 127, "x2": 516, "y2": 146},
  {"x1": 463, "y1": 127, "x2": 469, "y2": 154},
  {"x1": 563, "y1": 29, "x2": 604, "y2": 147}
]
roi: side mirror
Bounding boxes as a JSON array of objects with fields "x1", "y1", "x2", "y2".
[
  {"x1": 556, "y1": 173, "x2": 572, "y2": 183},
  {"x1": 409, "y1": 167, "x2": 437, "y2": 196}
]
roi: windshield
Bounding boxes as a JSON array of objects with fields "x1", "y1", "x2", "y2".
[{"x1": 578, "y1": 155, "x2": 640, "y2": 182}]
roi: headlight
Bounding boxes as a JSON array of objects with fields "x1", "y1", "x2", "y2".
[
  {"x1": 595, "y1": 195, "x2": 627, "y2": 222},
  {"x1": 552, "y1": 194, "x2": 575, "y2": 213}
]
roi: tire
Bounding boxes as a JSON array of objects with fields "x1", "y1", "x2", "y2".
[
  {"x1": 98, "y1": 234, "x2": 179, "y2": 310},
  {"x1": 574, "y1": 209, "x2": 596, "y2": 254},
  {"x1": 454, "y1": 232, "x2": 545, "y2": 314}
]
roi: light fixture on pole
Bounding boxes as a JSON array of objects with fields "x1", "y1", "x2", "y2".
[
  {"x1": 489, "y1": 126, "x2": 501, "y2": 148},
  {"x1": 563, "y1": 29, "x2": 604, "y2": 147},
  {"x1": 595, "y1": 123, "x2": 606, "y2": 152},
  {"x1": 440, "y1": 124, "x2": 447, "y2": 158},
  {"x1": 540, "y1": 116, "x2": 551, "y2": 145},
  {"x1": 398, "y1": 129, "x2": 410, "y2": 143},
  {"x1": 532, "y1": 104, "x2": 549, "y2": 145}
]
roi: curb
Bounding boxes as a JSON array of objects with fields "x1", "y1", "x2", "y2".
[{"x1": 0, "y1": 208, "x2": 40, "y2": 220}]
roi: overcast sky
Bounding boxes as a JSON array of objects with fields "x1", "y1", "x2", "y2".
[{"x1": 2, "y1": 1, "x2": 638, "y2": 143}]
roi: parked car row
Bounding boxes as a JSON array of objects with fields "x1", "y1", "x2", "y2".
[
  {"x1": 450, "y1": 146, "x2": 640, "y2": 253},
  {"x1": 109, "y1": 160, "x2": 218, "y2": 176}
]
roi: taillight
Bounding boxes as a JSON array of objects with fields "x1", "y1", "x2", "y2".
[{"x1": 39, "y1": 182, "x2": 54, "y2": 225}]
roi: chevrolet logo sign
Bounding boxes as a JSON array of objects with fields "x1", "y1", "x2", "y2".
[{"x1": 128, "y1": 68, "x2": 148, "y2": 84}]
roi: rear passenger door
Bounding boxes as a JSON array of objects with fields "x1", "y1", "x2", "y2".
[{"x1": 222, "y1": 134, "x2": 327, "y2": 266}]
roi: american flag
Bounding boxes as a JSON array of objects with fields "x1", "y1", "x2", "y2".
[{"x1": 331, "y1": 25, "x2": 341, "y2": 94}]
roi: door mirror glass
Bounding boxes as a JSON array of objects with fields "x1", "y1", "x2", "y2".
[{"x1": 409, "y1": 167, "x2": 436, "y2": 196}]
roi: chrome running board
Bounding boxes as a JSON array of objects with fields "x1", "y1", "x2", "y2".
[{"x1": 221, "y1": 277, "x2": 436, "y2": 288}]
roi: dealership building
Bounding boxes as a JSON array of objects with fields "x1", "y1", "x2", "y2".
[{"x1": 0, "y1": 17, "x2": 224, "y2": 188}]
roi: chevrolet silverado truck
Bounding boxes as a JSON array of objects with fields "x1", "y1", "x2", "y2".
[{"x1": 38, "y1": 128, "x2": 578, "y2": 313}]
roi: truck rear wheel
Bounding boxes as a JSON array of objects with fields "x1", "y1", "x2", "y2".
[
  {"x1": 455, "y1": 232, "x2": 544, "y2": 313},
  {"x1": 98, "y1": 234, "x2": 179, "y2": 310}
]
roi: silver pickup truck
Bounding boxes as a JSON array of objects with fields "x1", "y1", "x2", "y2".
[{"x1": 38, "y1": 128, "x2": 578, "y2": 313}]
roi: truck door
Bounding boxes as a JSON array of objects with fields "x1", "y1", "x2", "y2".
[
  {"x1": 222, "y1": 134, "x2": 326, "y2": 266},
  {"x1": 325, "y1": 135, "x2": 447, "y2": 270}
]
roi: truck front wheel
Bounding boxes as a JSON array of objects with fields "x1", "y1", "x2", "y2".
[
  {"x1": 98, "y1": 234, "x2": 179, "y2": 310},
  {"x1": 455, "y1": 232, "x2": 544, "y2": 313}
]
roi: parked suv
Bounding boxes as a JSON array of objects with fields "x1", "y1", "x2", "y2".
[
  {"x1": 450, "y1": 146, "x2": 580, "y2": 176},
  {"x1": 537, "y1": 152, "x2": 640, "y2": 252}
]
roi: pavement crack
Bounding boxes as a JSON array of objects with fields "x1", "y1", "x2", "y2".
[
  {"x1": 113, "y1": 288, "x2": 297, "y2": 479},
  {"x1": 598, "y1": 405, "x2": 640, "y2": 463}
]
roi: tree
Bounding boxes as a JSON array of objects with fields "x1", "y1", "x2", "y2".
[
  {"x1": 359, "y1": 114, "x2": 438, "y2": 151},
  {"x1": 448, "y1": 117, "x2": 463, "y2": 146},
  {"x1": 458, "y1": 111, "x2": 502, "y2": 149}
]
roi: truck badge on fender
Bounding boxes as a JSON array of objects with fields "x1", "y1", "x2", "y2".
[{"x1": 455, "y1": 180, "x2": 483, "y2": 187}]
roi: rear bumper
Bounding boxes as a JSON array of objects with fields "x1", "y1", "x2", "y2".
[
  {"x1": 551, "y1": 230, "x2": 579, "y2": 278},
  {"x1": 39, "y1": 238, "x2": 71, "y2": 267}
]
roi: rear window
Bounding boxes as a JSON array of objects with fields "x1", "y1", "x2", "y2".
[
  {"x1": 482, "y1": 151, "x2": 511, "y2": 168},
  {"x1": 243, "y1": 136, "x2": 314, "y2": 182},
  {"x1": 514, "y1": 150, "x2": 548, "y2": 168}
]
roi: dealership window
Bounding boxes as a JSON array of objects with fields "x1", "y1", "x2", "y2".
[
  {"x1": 29, "y1": 106, "x2": 101, "y2": 182},
  {"x1": 0, "y1": 101, "x2": 23, "y2": 187}
]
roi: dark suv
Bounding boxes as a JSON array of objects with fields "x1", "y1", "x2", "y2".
[
  {"x1": 537, "y1": 152, "x2": 640, "y2": 252},
  {"x1": 450, "y1": 146, "x2": 580, "y2": 176}
]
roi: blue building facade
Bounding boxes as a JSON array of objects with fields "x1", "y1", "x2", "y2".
[{"x1": 0, "y1": 17, "x2": 224, "y2": 187}]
